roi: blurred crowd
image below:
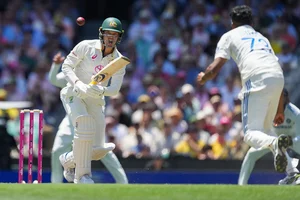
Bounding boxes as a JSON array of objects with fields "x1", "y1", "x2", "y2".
[{"x1": 1, "y1": 0, "x2": 300, "y2": 169}]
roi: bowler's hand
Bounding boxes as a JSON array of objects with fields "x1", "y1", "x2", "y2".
[
  {"x1": 273, "y1": 113, "x2": 284, "y2": 127},
  {"x1": 53, "y1": 52, "x2": 65, "y2": 64},
  {"x1": 197, "y1": 72, "x2": 206, "y2": 85}
]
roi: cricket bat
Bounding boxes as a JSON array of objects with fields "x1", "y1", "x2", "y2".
[{"x1": 89, "y1": 56, "x2": 130, "y2": 85}]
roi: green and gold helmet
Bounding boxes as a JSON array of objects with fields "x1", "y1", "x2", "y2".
[{"x1": 99, "y1": 17, "x2": 124, "y2": 44}]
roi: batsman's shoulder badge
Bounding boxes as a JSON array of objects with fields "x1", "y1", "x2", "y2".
[{"x1": 69, "y1": 96, "x2": 74, "y2": 103}]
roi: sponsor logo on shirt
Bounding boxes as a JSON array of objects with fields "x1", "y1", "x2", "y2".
[
  {"x1": 92, "y1": 54, "x2": 98, "y2": 60},
  {"x1": 69, "y1": 96, "x2": 73, "y2": 103},
  {"x1": 95, "y1": 65, "x2": 104, "y2": 73},
  {"x1": 274, "y1": 125, "x2": 292, "y2": 129}
]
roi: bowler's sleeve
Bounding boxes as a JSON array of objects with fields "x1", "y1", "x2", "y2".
[
  {"x1": 48, "y1": 63, "x2": 67, "y2": 88},
  {"x1": 214, "y1": 33, "x2": 231, "y2": 60}
]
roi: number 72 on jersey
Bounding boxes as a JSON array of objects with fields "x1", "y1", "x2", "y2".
[{"x1": 242, "y1": 37, "x2": 271, "y2": 53}]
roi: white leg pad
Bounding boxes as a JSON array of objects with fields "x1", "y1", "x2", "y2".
[
  {"x1": 92, "y1": 143, "x2": 116, "y2": 160},
  {"x1": 73, "y1": 115, "x2": 96, "y2": 181}
]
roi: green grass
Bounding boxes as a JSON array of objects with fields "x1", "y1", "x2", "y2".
[{"x1": 0, "y1": 184, "x2": 299, "y2": 200}]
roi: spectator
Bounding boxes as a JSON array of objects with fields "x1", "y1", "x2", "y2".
[
  {"x1": 106, "y1": 114, "x2": 129, "y2": 150},
  {"x1": 175, "y1": 125, "x2": 207, "y2": 159},
  {"x1": 208, "y1": 116, "x2": 234, "y2": 160},
  {"x1": 106, "y1": 93, "x2": 133, "y2": 127},
  {"x1": 155, "y1": 118, "x2": 181, "y2": 157},
  {"x1": 180, "y1": 83, "x2": 201, "y2": 122},
  {"x1": 194, "y1": 111, "x2": 210, "y2": 144},
  {"x1": 220, "y1": 76, "x2": 241, "y2": 111},
  {"x1": 164, "y1": 107, "x2": 188, "y2": 135}
]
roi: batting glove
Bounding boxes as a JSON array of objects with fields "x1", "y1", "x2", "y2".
[
  {"x1": 73, "y1": 80, "x2": 89, "y2": 99},
  {"x1": 86, "y1": 85, "x2": 105, "y2": 99}
]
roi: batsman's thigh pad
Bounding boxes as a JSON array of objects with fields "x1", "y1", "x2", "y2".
[
  {"x1": 73, "y1": 115, "x2": 96, "y2": 179},
  {"x1": 92, "y1": 143, "x2": 116, "y2": 160},
  {"x1": 60, "y1": 87, "x2": 89, "y2": 126}
]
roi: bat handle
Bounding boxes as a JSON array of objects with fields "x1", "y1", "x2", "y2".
[{"x1": 89, "y1": 80, "x2": 98, "y2": 85}]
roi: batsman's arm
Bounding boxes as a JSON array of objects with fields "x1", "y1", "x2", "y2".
[
  {"x1": 101, "y1": 67, "x2": 126, "y2": 96},
  {"x1": 48, "y1": 63, "x2": 67, "y2": 88},
  {"x1": 62, "y1": 41, "x2": 86, "y2": 86}
]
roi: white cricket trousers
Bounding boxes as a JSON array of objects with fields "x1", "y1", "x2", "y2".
[
  {"x1": 242, "y1": 73, "x2": 284, "y2": 150},
  {"x1": 60, "y1": 86, "x2": 106, "y2": 147},
  {"x1": 238, "y1": 147, "x2": 299, "y2": 185}
]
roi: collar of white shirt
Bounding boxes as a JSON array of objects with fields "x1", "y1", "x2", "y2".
[{"x1": 96, "y1": 40, "x2": 119, "y2": 59}]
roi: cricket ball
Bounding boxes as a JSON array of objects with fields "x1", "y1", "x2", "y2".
[{"x1": 76, "y1": 17, "x2": 85, "y2": 26}]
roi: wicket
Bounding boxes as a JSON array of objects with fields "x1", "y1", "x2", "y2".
[{"x1": 18, "y1": 109, "x2": 43, "y2": 184}]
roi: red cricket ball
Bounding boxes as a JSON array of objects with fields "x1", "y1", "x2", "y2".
[{"x1": 76, "y1": 17, "x2": 85, "y2": 26}]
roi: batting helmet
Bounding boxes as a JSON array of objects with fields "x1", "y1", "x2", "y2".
[{"x1": 99, "y1": 17, "x2": 124, "y2": 44}]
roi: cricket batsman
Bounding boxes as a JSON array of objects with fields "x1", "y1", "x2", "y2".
[
  {"x1": 59, "y1": 17, "x2": 128, "y2": 184},
  {"x1": 238, "y1": 89, "x2": 300, "y2": 185},
  {"x1": 49, "y1": 52, "x2": 128, "y2": 184}
]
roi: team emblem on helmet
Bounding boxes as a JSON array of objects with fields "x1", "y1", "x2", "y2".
[{"x1": 109, "y1": 21, "x2": 117, "y2": 27}]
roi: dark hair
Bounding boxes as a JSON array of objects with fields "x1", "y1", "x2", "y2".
[{"x1": 230, "y1": 5, "x2": 253, "y2": 26}]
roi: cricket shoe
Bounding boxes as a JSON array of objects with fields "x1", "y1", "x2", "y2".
[
  {"x1": 279, "y1": 173, "x2": 300, "y2": 185},
  {"x1": 74, "y1": 174, "x2": 94, "y2": 184},
  {"x1": 59, "y1": 152, "x2": 75, "y2": 182},
  {"x1": 295, "y1": 174, "x2": 300, "y2": 185},
  {"x1": 273, "y1": 135, "x2": 293, "y2": 173}
]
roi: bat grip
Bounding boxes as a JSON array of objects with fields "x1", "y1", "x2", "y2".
[{"x1": 89, "y1": 80, "x2": 98, "y2": 85}]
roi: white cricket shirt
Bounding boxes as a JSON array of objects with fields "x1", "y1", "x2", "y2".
[
  {"x1": 215, "y1": 25, "x2": 283, "y2": 83},
  {"x1": 62, "y1": 39, "x2": 126, "y2": 96}
]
